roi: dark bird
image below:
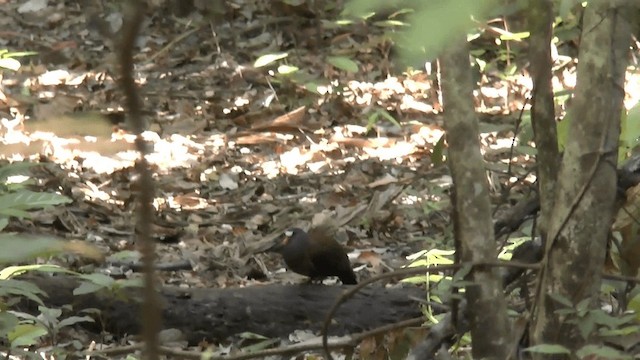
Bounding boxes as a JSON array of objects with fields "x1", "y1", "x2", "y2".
[{"x1": 267, "y1": 227, "x2": 357, "y2": 284}]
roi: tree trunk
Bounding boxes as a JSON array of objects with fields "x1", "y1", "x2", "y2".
[
  {"x1": 528, "y1": 0, "x2": 560, "y2": 240},
  {"x1": 531, "y1": 1, "x2": 632, "y2": 357},
  {"x1": 440, "y1": 36, "x2": 511, "y2": 359}
]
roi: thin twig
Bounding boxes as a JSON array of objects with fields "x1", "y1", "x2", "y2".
[{"x1": 117, "y1": 2, "x2": 161, "y2": 360}]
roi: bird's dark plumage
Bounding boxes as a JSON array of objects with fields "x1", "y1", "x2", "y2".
[{"x1": 268, "y1": 227, "x2": 357, "y2": 284}]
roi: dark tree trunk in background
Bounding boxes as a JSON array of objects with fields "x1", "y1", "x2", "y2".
[
  {"x1": 531, "y1": 1, "x2": 633, "y2": 357},
  {"x1": 528, "y1": 0, "x2": 560, "y2": 240},
  {"x1": 439, "y1": 36, "x2": 511, "y2": 359}
]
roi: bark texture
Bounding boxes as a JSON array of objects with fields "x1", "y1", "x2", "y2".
[
  {"x1": 528, "y1": 0, "x2": 560, "y2": 240},
  {"x1": 531, "y1": 1, "x2": 632, "y2": 357},
  {"x1": 440, "y1": 37, "x2": 511, "y2": 359},
  {"x1": 17, "y1": 275, "x2": 425, "y2": 345}
]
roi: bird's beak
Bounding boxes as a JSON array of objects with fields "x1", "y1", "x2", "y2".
[{"x1": 266, "y1": 234, "x2": 291, "y2": 252}]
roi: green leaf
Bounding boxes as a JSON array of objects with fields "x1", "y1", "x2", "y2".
[
  {"x1": 592, "y1": 310, "x2": 634, "y2": 329},
  {"x1": 377, "y1": 109, "x2": 401, "y2": 127},
  {"x1": 600, "y1": 325, "x2": 640, "y2": 337},
  {"x1": 523, "y1": 344, "x2": 571, "y2": 354},
  {"x1": 118, "y1": 278, "x2": 143, "y2": 289},
  {"x1": 106, "y1": 250, "x2": 141, "y2": 263},
  {"x1": 0, "y1": 279, "x2": 47, "y2": 306},
  {"x1": 0, "y1": 208, "x2": 31, "y2": 219},
  {"x1": 0, "y1": 162, "x2": 37, "y2": 183},
  {"x1": 499, "y1": 31, "x2": 530, "y2": 41},
  {"x1": 254, "y1": 53, "x2": 288, "y2": 68},
  {"x1": 367, "y1": 112, "x2": 380, "y2": 130},
  {"x1": 73, "y1": 281, "x2": 107, "y2": 296},
  {"x1": 58, "y1": 315, "x2": 94, "y2": 329},
  {"x1": 8, "y1": 323, "x2": 48, "y2": 347},
  {"x1": 10, "y1": 310, "x2": 39, "y2": 323},
  {"x1": 576, "y1": 344, "x2": 630, "y2": 359},
  {"x1": 277, "y1": 65, "x2": 299, "y2": 75},
  {"x1": 395, "y1": 0, "x2": 498, "y2": 63},
  {"x1": 326, "y1": 56, "x2": 359, "y2": 73},
  {"x1": 406, "y1": 258, "x2": 428, "y2": 267},
  {"x1": 558, "y1": 0, "x2": 578, "y2": 19},
  {"x1": 0, "y1": 234, "x2": 65, "y2": 263},
  {"x1": 627, "y1": 292, "x2": 640, "y2": 321},
  {"x1": 39, "y1": 305, "x2": 62, "y2": 318},
  {"x1": 403, "y1": 247, "x2": 455, "y2": 283},
  {"x1": 304, "y1": 81, "x2": 320, "y2": 94},
  {"x1": 406, "y1": 248, "x2": 454, "y2": 264},
  {"x1": 1, "y1": 51, "x2": 38, "y2": 58},
  {"x1": 577, "y1": 312, "x2": 596, "y2": 339},
  {"x1": 555, "y1": 309, "x2": 575, "y2": 315},
  {"x1": 0, "y1": 311, "x2": 19, "y2": 337},
  {"x1": 402, "y1": 275, "x2": 426, "y2": 284},
  {"x1": 0, "y1": 190, "x2": 71, "y2": 219},
  {"x1": 556, "y1": 113, "x2": 571, "y2": 151},
  {"x1": 575, "y1": 298, "x2": 590, "y2": 313},
  {"x1": 620, "y1": 104, "x2": 640, "y2": 160},
  {"x1": 238, "y1": 332, "x2": 269, "y2": 340},
  {"x1": 78, "y1": 273, "x2": 115, "y2": 287},
  {"x1": 453, "y1": 264, "x2": 472, "y2": 281},
  {"x1": 0, "y1": 264, "x2": 73, "y2": 280}
]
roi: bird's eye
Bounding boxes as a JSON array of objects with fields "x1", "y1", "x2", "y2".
[{"x1": 284, "y1": 230, "x2": 293, "y2": 237}]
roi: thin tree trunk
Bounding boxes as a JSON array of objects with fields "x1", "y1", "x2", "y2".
[
  {"x1": 440, "y1": 36, "x2": 511, "y2": 359},
  {"x1": 528, "y1": 0, "x2": 559, "y2": 240}
]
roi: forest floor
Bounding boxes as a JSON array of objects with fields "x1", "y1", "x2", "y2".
[{"x1": 1, "y1": 0, "x2": 640, "y2": 357}]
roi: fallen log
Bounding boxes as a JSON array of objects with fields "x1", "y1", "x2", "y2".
[{"x1": 18, "y1": 275, "x2": 426, "y2": 345}]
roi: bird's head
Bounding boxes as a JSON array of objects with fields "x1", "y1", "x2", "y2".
[{"x1": 267, "y1": 228, "x2": 309, "y2": 254}]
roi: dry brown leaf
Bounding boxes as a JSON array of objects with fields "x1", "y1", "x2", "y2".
[{"x1": 250, "y1": 105, "x2": 308, "y2": 132}]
